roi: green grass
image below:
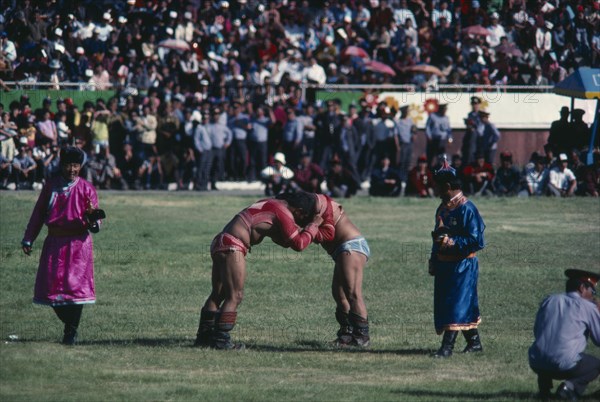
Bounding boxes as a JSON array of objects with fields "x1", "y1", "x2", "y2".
[{"x1": 1, "y1": 192, "x2": 599, "y2": 401}]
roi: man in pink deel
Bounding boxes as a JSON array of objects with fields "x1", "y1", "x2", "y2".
[{"x1": 22, "y1": 147, "x2": 104, "y2": 345}]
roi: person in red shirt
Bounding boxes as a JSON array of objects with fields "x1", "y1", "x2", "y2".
[
  {"x1": 195, "y1": 192, "x2": 334, "y2": 349},
  {"x1": 407, "y1": 155, "x2": 435, "y2": 197},
  {"x1": 293, "y1": 152, "x2": 325, "y2": 193},
  {"x1": 463, "y1": 153, "x2": 495, "y2": 195}
]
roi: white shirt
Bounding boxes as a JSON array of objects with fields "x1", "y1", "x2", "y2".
[
  {"x1": 2, "y1": 39, "x2": 17, "y2": 62},
  {"x1": 431, "y1": 9, "x2": 452, "y2": 26},
  {"x1": 549, "y1": 166, "x2": 575, "y2": 190},
  {"x1": 303, "y1": 63, "x2": 327, "y2": 85},
  {"x1": 536, "y1": 29, "x2": 552, "y2": 52},
  {"x1": 394, "y1": 8, "x2": 417, "y2": 28},
  {"x1": 487, "y1": 23, "x2": 506, "y2": 48}
]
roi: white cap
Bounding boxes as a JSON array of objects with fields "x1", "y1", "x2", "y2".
[
  {"x1": 103, "y1": 12, "x2": 112, "y2": 21},
  {"x1": 233, "y1": 18, "x2": 241, "y2": 26},
  {"x1": 191, "y1": 110, "x2": 203, "y2": 122},
  {"x1": 490, "y1": 12, "x2": 499, "y2": 19},
  {"x1": 325, "y1": 36, "x2": 333, "y2": 44},
  {"x1": 274, "y1": 152, "x2": 286, "y2": 164},
  {"x1": 76, "y1": 46, "x2": 85, "y2": 55},
  {"x1": 235, "y1": 74, "x2": 244, "y2": 81},
  {"x1": 220, "y1": 1, "x2": 229, "y2": 8},
  {"x1": 118, "y1": 16, "x2": 128, "y2": 24},
  {"x1": 55, "y1": 27, "x2": 63, "y2": 37},
  {"x1": 184, "y1": 11, "x2": 192, "y2": 20},
  {"x1": 127, "y1": 0, "x2": 136, "y2": 4},
  {"x1": 166, "y1": 27, "x2": 174, "y2": 35},
  {"x1": 54, "y1": 43, "x2": 65, "y2": 53},
  {"x1": 117, "y1": 65, "x2": 129, "y2": 77},
  {"x1": 85, "y1": 68, "x2": 94, "y2": 77},
  {"x1": 559, "y1": 153, "x2": 568, "y2": 161},
  {"x1": 169, "y1": 10, "x2": 177, "y2": 19},
  {"x1": 545, "y1": 21, "x2": 554, "y2": 29},
  {"x1": 20, "y1": 136, "x2": 29, "y2": 144},
  {"x1": 257, "y1": 4, "x2": 265, "y2": 12},
  {"x1": 343, "y1": 15, "x2": 352, "y2": 23},
  {"x1": 328, "y1": 63, "x2": 337, "y2": 70}
]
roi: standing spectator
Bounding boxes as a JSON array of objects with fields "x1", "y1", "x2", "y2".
[
  {"x1": 372, "y1": 107, "x2": 399, "y2": 170},
  {"x1": 396, "y1": 105, "x2": 416, "y2": 196},
  {"x1": 548, "y1": 153, "x2": 577, "y2": 197},
  {"x1": 355, "y1": 106, "x2": 376, "y2": 181},
  {"x1": 191, "y1": 113, "x2": 212, "y2": 192},
  {"x1": 0, "y1": 111, "x2": 17, "y2": 161},
  {"x1": 462, "y1": 96, "x2": 483, "y2": 166},
  {"x1": 568, "y1": 109, "x2": 590, "y2": 152},
  {"x1": 136, "y1": 105, "x2": 158, "y2": 161},
  {"x1": 339, "y1": 114, "x2": 362, "y2": 190},
  {"x1": 547, "y1": 106, "x2": 571, "y2": 155},
  {"x1": 493, "y1": 152, "x2": 521, "y2": 196},
  {"x1": 486, "y1": 12, "x2": 505, "y2": 48},
  {"x1": 261, "y1": 152, "x2": 294, "y2": 196},
  {"x1": 297, "y1": 103, "x2": 316, "y2": 156},
  {"x1": 520, "y1": 154, "x2": 549, "y2": 197},
  {"x1": 21, "y1": 147, "x2": 103, "y2": 345},
  {"x1": 425, "y1": 103, "x2": 452, "y2": 167},
  {"x1": 293, "y1": 152, "x2": 324, "y2": 193},
  {"x1": 228, "y1": 102, "x2": 250, "y2": 181},
  {"x1": 369, "y1": 155, "x2": 401, "y2": 197},
  {"x1": 248, "y1": 106, "x2": 272, "y2": 182},
  {"x1": 429, "y1": 159, "x2": 486, "y2": 358},
  {"x1": 282, "y1": 107, "x2": 303, "y2": 168},
  {"x1": 0, "y1": 152, "x2": 11, "y2": 189},
  {"x1": 528, "y1": 269, "x2": 600, "y2": 401},
  {"x1": 407, "y1": 155, "x2": 435, "y2": 197},
  {"x1": 314, "y1": 100, "x2": 341, "y2": 170},
  {"x1": 206, "y1": 107, "x2": 232, "y2": 191},
  {"x1": 476, "y1": 111, "x2": 500, "y2": 165},
  {"x1": 36, "y1": 110, "x2": 58, "y2": 146}
]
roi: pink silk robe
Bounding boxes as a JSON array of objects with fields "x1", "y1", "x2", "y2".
[{"x1": 23, "y1": 176, "x2": 99, "y2": 306}]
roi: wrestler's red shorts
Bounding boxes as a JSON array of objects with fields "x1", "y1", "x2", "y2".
[{"x1": 210, "y1": 232, "x2": 249, "y2": 257}]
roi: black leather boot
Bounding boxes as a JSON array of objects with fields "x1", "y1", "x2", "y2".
[
  {"x1": 211, "y1": 311, "x2": 245, "y2": 350},
  {"x1": 462, "y1": 328, "x2": 483, "y2": 353},
  {"x1": 194, "y1": 309, "x2": 216, "y2": 347},
  {"x1": 334, "y1": 309, "x2": 353, "y2": 346},
  {"x1": 433, "y1": 330, "x2": 458, "y2": 358},
  {"x1": 349, "y1": 311, "x2": 370, "y2": 348}
]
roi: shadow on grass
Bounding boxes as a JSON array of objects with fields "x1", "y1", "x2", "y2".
[
  {"x1": 246, "y1": 340, "x2": 434, "y2": 355},
  {"x1": 76, "y1": 337, "x2": 191, "y2": 347},
  {"x1": 391, "y1": 389, "x2": 536, "y2": 401}
]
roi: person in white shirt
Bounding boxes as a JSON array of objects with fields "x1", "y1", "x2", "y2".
[
  {"x1": 1, "y1": 32, "x2": 17, "y2": 63},
  {"x1": 486, "y1": 12, "x2": 506, "y2": 48},
  {"x1": 519, "y1": 154, "x2": 549, "y2": 196},
  {"x1": 261, "y1": 152, "x2": 295, "y2": 196},
  {"x1": 394, "y1": 0, "x2": 417, "y2": 29},
  {"x1": 302, "y1": 57, "x2": 327, "y2": 85},
  {"x1": 548, "y1": 153, "x2": 576, "y2": 196},
  {"x1": 535, "y1": 21, "x2": 553, "y2": 57},
  {"x1": 431, "y1": 1, "x2": 452, "y2": 28}
]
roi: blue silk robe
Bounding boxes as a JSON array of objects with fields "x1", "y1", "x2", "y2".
[{"x1": 431, "y1": 193, "x2": 485, "y2": 334}]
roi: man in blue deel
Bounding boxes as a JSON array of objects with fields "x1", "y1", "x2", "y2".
[
  {"x1": 528, "y1": 269, "x2": 600, "y2": 401},
  {"x1": 428, "y1": 156, "x2": 486, "y2": 358}
]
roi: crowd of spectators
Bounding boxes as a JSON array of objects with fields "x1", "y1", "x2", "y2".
[
  {"x1": 0, "y1": 94, "x2": 598, "y2": 198},
  {"x1": 0, "y1": 1, "x2": 598, "y2": 197},
  {"x1": 0, "y1": 0, "x2": 599, "y2": 93}
]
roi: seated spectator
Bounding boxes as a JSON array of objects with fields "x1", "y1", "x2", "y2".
[
  {"x1": 493, "y1": 152, "x2": 521, "y2": 196},
  {"x1": 577, "y1": 152, "x2": 599, "y2": 197},
  {"x1": 0, "y1": 152, "x2": 12, "y2": 189},
  {"x1": 260, "y1": 152, "x2": 294, "y2": 196},
  {"x1": 548, "y1": 153, "x2": 577, "y2": 197},
  {"x1": 87, "y1": 146, "x2": 117, "y2": 189},
  {"x1": 519, "y1": 154, "x2": 549, "y2": 197},
  {"x1": 464, "y1": 153, "x2": 495, "y2": 196},
  {"x1": 407, "y1": 155, "x2": 435, "y2": 198},
  {"x1": 451, "y1": 154, "x2": 468, "y2": 190},
  {"x1": 117, "y1": 142, "x2": 142, "y2": 190},
  {"x1": 370, "y1": 155, "x2": 401, "y2": 197},
  {"x1": 139, "y1": 152, "x2": 164, "y2": 190},
  {"x1": 293, "y1": 152, "x2": 324, "y2": 193},
  {"x1": 12, "y1": 145, "x2": 37, "y2": 189},
  {"x1": 326, "y1": 157, "x2": 358, "y2": 198}
]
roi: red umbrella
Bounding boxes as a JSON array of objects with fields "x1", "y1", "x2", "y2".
[
  {"x1": 342, "y1": 45, "x2": 370, "y2": 59},
  {"x1": 401, "y1": 64, "x2": 444, "y2": 76},
  {"x1": 461, "y1": 25, "x2": 491, "y2": 37},
  {"x1": 364, "y1": 60, "x2": 396, "y2": 76},
  {"x1": 494, "y1": 44, "x2": 523, "y2": 58},
  {"x1": 158, "y1": 39, "x2": 191, "y2": 52}
]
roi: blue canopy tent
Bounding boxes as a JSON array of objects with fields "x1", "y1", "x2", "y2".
[{"x1": 553, "y1": 67, "x2": 600, "y2": 164}]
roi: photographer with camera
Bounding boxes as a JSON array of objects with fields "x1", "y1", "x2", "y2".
[{"x1": 21, "y1": 147, "x2": 105, "y2": 345}]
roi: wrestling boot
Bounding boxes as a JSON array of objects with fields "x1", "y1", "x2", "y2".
[
  {"x1": 349, "y1": 312, "x2": 370, "y2": 348},
  {"x1": 556, "y1": 382, "x2": 578, "y2": 402},
  {"x1": 62, "y1": 324, "x2": 78, "y2": 346},
  {"x1": 433, "y1": 330, "x2": 458, "y2": 358},
  {"x1": 211, "y1": 312, "x2": 245, "y2": 350},
  {"x1": 333, "y1": 309, "x2": 353, "y2": 347},
  {"x1": 194, "y1": 309, "x2": 216, "y2": 347},
  {"x1": 462, "y1": 328, "x2": 483, "y2": 353}
]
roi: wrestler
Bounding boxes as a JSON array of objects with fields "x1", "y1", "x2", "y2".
[
  {"x1": 314, "y1": 194, "x2": 371, "y2": 347},
  {"x1": 195, "y1": 192, "x2": 334, "y2": 349}
]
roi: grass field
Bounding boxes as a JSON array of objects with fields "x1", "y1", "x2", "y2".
[{"x1": 1, "y1": 192, "x2": 599, "y2": 401}]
